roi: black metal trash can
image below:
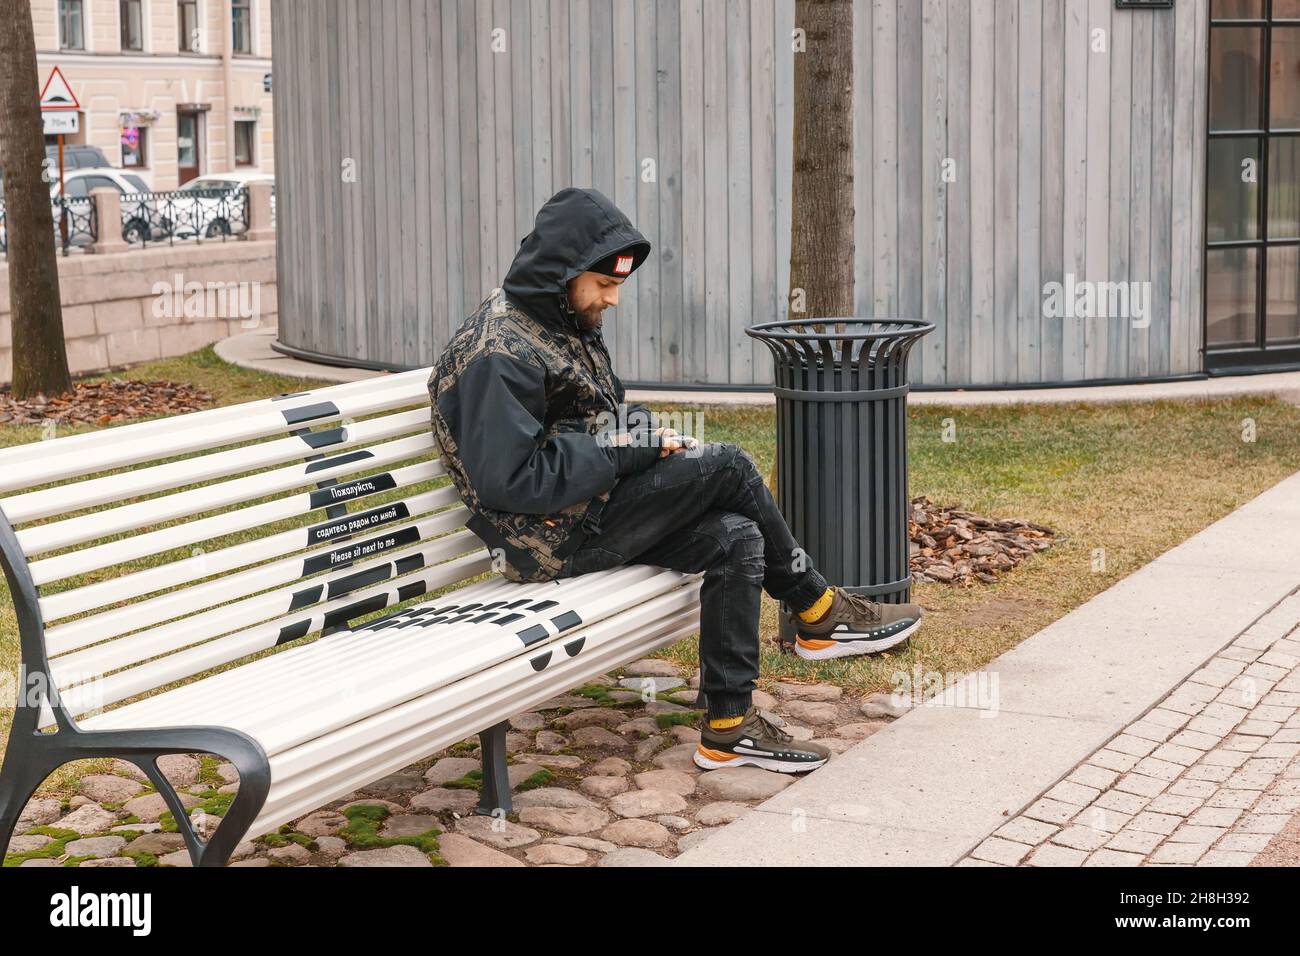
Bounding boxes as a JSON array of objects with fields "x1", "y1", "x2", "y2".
[{"x1": 745, "y1": 318, "x2": 934, "y2": 650}]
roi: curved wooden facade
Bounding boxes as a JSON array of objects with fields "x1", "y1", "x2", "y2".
[{"x1": 271, "y1": 0, "x2": 1210, "y2": 388}]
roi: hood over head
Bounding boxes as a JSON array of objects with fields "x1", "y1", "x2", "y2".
[{"x1": 502, "y1": 187, "x2": 651, "y2": 337}]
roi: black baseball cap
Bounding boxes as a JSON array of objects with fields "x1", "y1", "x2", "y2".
[{"x1": 585, "y1": 240, "x2": 650, "y2": 280}]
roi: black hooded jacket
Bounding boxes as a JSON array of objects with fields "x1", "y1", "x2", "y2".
[{"x1": 427, "y1": 188, "x2": 660, "y2": 583}]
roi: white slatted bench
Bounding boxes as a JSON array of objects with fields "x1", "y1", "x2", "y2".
[{"x1": 0, "y1": 369, "x2": 702, "y2": 866}]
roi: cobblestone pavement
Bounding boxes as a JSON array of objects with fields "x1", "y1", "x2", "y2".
[
  {"x1": 962, "y1": 596, "x2": 1300, "y2": 868},
  {"x1": 7, "y1": 663, "x2": 911, "y2": 868}
]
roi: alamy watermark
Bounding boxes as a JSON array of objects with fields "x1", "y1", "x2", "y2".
[
  {"x1": 592, "y1": 407, "x2": 706, "y2": 457},
  {"x1": 151, "y1": 272, "x2": 262, "y2": 328},
  {"x1": 892, "y1": 664, "x2": 1000, "y2": 717},
  {"x1": 1, "y1": 663, "x2": 105, "y2": 717},
  {"x1": 49, "y1": 887, "x2": 151, "y2": 935},
  {"x1": 1042, "y1": 273, "x2": 1150, "y2": 329}
]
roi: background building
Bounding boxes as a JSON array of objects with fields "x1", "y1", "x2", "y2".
[
  {"x1": 34, "y1": 0, "x2": 275, "y2": 190},
  {"x1": 271, "y1": 0, "x2": 1290, "y2": 390}
]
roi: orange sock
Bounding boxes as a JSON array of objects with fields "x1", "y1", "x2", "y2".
[{"x1": 708, "y1": 715, "x2": 744, "y2": 730}]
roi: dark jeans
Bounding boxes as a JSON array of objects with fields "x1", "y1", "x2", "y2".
[{"x1": 557, "y1": 441, "x2": 830, "y2": 720}]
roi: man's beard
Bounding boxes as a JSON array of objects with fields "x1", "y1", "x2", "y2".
[{"x1": 574, "y1": 305, "x2": 605, "y2": 332}]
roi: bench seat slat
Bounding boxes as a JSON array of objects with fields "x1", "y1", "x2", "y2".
[
  {"x1": 246, "y1": 593, "x2": 701, "y2": 839},
  {"x1": 72, "y1": 566, "x2": 691, "y2": 752},
  {"x1": 1, "y1": 407, "x2": 434, "y2": 525},
  {"x1": 0, "y1": 369, "x2": 431, "y2": 474}
]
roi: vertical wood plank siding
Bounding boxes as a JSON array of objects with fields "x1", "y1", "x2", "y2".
[{"x1": 273, "y1": 0, "x2": 1206, "y2": 386}]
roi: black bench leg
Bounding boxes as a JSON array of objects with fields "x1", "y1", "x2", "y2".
[
  {"x1": 474, "y1": 720, "x2": 512, "y2": 817},
  {"x1": 0, "y1": 721, "x2": 270, "y2": 868}
]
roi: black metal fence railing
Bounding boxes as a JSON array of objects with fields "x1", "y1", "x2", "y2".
[
  {"x1": 55, "y1": 197, "x2": 98, "y2": 255},
  {"x1": 0, "y1": 196, "x2": 99, "y2": 257},
  {"x1": 120, "y1": 187, "x2": 250, "y2": 246},
  {"x1": 0, "y1": 186, "x2": 251, "y2": 258}
]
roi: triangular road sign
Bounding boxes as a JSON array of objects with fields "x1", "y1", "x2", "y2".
[{"x1": 39, "y1": 66, "x2": 79, "y2": 111}]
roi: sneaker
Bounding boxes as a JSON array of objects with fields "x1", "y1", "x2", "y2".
[
  {"x1": 694, "y1": 706, "x2": 831, "y2": 773},
  {"x1": 794, "y1": 587, "x2": 923, "y2": 660}
]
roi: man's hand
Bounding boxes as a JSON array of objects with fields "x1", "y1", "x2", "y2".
[
  {"x1": 654, "y1": 427, "x2": 698, "y2": 457},
  {"x1": 606, "y1": 426, "x2": 697, "y2": 458}
]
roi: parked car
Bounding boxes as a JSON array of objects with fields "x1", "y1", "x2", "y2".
[
  {"x1": 44, "y1": 143, "x2": 112, "y2": 172},
  {"x1": 174, "y1": 170, "x2": 274, "y2": 238},
  {"x1": 49, "y1": 167, "x2": 166, "y2": 244},
  {"x1": 0, "y1": 164, "x2": 144, "y2": 252}
]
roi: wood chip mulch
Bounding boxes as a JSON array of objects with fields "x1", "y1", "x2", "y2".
[
  {"x1": 910, "y1": 494, "x2": 1057, "y2": 587},
  {"x1": 0, "y1": 378, "x2": 214, "y2": 427}
]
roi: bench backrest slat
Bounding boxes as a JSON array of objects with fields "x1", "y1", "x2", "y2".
[
  {"x1": 0, "y1": 375, "x2": 430, "y2": 493},
  {"x1": 18, "y1": 449, "x2": 441, "y2": 557},
  {"x1": 1, "y1": 407, "x2": 432, "y2": 525},
  {"x1": 42, "y1": 511, "x2": 471, "y2": 648},
  {"x1": 0, "y1": 369, "x2": 431, "y2": 475},
  {"x1": 45, "y1": 515, "x2": 486, "y2": 658},
  {"x1": 50, "y1": 526, "x2": 486, "y2": 679},
  {"x1": 28, "y1": 486, "x2": 457, "y2": 585}
]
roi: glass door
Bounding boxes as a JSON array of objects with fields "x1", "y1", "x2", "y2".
[
  {"x1": 1206, "y1": 0, "x2": 1300, "y2": 371},
  {"x1": 177, "y1": 109, "x2": 201, "y2": 186}
]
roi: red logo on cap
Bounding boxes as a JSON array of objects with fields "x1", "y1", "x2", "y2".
[{"x1": 614, "y1": 255, "x2": 633, "y2": 275}]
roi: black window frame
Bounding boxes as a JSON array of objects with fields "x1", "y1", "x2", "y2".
[{"x1": 1205, "y1": 0, "x2": 1300, "y2": 371}]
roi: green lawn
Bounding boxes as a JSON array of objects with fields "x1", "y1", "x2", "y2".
[
  {"x1": 665, "y1": 395, "x2": 1300, "y2": 697},
  {"x1": 5, "y1": 347, "x2": 1300, "y2": 802}
]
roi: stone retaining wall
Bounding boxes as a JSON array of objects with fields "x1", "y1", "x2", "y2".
[{"x1": 0, "y1": 239, "x2": 277, "y2": 387}]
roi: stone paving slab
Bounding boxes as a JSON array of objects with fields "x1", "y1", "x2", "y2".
[
  {"x1": 659, "y1": 809, "x2": 951, "y2": 866},
  {"x1": 676, "y1": 470, "x2": 1300, "y2": 866}
]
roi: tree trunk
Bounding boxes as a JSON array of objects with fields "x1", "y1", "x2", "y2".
[
  {"x1": 0, "y1": 0, "x2": 72, "y2": 400},
  {"x1": 789, "y1": 0, "x2": 854, "y2": 323}
]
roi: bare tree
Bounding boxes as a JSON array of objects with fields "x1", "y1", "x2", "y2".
[
  {"x1": 788, "y1": 0, "x2": 854, "y2": 322},
  {"x1": 0, "y1": 0, "x2": 72, "y2": 399}
]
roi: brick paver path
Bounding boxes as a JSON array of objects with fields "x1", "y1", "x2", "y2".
[{"x1": 961, "y1": 591, "x2": 1300, "y2": 867}]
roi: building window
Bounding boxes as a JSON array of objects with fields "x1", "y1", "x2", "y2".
[
  {"x1": 177, "y1": 0, "x2": 200, "y2": 52},
  {"x1": 121, "y1": 126, "x2": 147, "y2": 168},
  {"x1": 232, "y1": 0, "x2": 252, "y2": 54},
  {"x1": 177, "y1": 109, "x2": 203, "y2": 184},
  {"x1": 1205, "y1": 0, "x2": 1300, "y2": 370},
  {"x1": 59, "y1": 0, "x2": 84, "y2": 50},
  {"x1": 234, "y1": 120, "x2": 256, "y2": 166},
  {"x1": 120, "y1": 0, "x2": 143, "y2": 51}
]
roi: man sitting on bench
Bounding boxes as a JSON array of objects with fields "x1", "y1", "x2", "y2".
[{"x1": 428, "y1": 187, "x2": 924, "y2": 774}]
